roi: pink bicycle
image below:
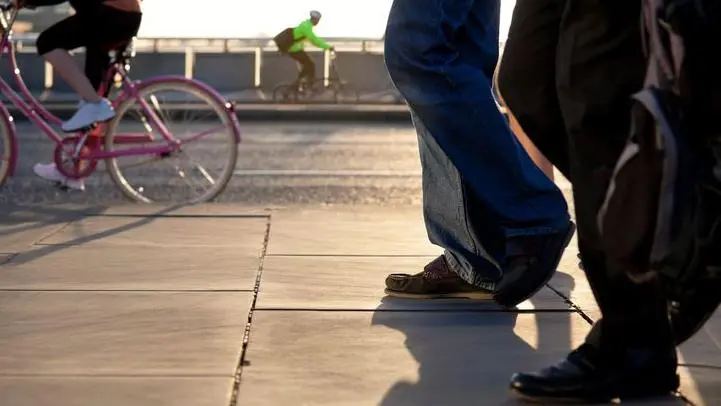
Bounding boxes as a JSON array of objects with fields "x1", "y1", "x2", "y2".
[{"x1": 0, "y1": 2, "x2": 241, "y2": 204}]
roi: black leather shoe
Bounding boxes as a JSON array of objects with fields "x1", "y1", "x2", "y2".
[
  {"x1": 494, "y1": 221, "x2": 576, "y2": 307},
  {"x1": 510, "y1": 344, "x2": 679, "y2": 403}
]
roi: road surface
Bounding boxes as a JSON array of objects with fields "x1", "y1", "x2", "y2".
[{"x1": 1, "y1": 121, "x2": 425, "y2": 206}]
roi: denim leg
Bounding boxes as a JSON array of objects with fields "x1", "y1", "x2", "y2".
[
  {"x1": 412, "y1": 109, "x2": 502, "y2": 285},
  {"x1": 385, "y1": 0, "x2": 569, "y2": 283}
]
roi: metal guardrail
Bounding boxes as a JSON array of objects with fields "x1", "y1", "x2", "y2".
[
  {"x1": 7, "y1": 35, "x2": 390, "y2": 90},
  {"x1": 9, "y1": 34, "x2": 387, "y2": 53},
  {"x1": 5, "y1": 34, "x2": 505, "y2": 94},
  {"x1": 10, "y1": 35, "x2": 507, "y2": 53}
]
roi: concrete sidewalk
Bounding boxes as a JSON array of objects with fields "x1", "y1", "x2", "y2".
[
  {"x1": 6, "y1": 103, "x2": 412, "y2": 122},
  {"x1": 0, "y1": 204, "x2": 718, "y2": 406}
]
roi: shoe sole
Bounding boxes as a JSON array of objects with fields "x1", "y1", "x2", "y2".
[
  {"x1": 510, "y1": 373, "x2": 680, "y2": 404},
  {"x1": 55, "y1": 182, "x2": 85, "y2": 192},
  {"x1": 511, "y1": 389, "x2": 598, "y2": 404},
  {"x1": 383, "y1": 288, "x2": 493, "y2": 300},
  {"x1": 494, "y1": 222, "x2": 576, "y2": 308},
  {"x1": 510, "y1": 387, "x2": 681, "y2": 404},
  {"x1": 62, "y1": 115, "x2": 115, "y2": 133},
  {"x1": 32, "y1": 173, "x2": 85, "y2": 192}
]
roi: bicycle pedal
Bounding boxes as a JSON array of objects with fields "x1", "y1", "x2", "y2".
[
  {"x1": 54, "y1": 182, "x2": 70, "y2": 192},
  {"x1": 65, "y1": 122, "x2": 99, "y2": 134},
  {"x1": 54, "y1": 182, "x2": 84, "y2": 193},
  {"x1": 81, "y1": 123, "x2": 99, "y2": 132}
]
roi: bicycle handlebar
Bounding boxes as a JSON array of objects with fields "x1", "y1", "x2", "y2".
[{"x1": 0, "y1": 1, "x2": 32, "y2": 12}]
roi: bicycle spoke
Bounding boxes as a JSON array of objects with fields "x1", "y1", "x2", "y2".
[{"x1": 105, "y1": 81, "x2": 238, "y2": 203}]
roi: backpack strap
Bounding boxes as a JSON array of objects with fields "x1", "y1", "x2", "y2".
[{"x1": 643, "y1": 0, "x2": 686, "y2": 93}]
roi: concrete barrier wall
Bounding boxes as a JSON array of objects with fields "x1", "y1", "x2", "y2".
[
  {"x1": 48, "y1": 53, "x2": 186, "y2": 93},
  {"x1": 259, "y1": 51, "x2": 325, "y2": 91},
  {"x1": 130, "y1": 53, "x2": 187, "y2": 78},
  {"x1": 0, "y1": 53, "x2": 46, "y2": 94},
  {"x1": 334, "y1": 52, "x2": 393, "y2": 92},
  {"x1": 193, "y1": 53, "x2": 255, "y2": 91},
  {"x1": 1, "y1": 50, "x2": 397, "y2": 95}
]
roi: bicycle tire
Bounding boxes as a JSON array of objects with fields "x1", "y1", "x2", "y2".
[
  {"x1": 272, "y1": 84, "x2": 297, "y2": 103},
  {"x1": 333, "y1": 82, "x2": 360, "y2": 104},
  {"x1": 104, "y1": 79, "x2": 239, "y2": 204},
  {"x1": 0, "y1": 108, "x2": 17, "y2": 186}
]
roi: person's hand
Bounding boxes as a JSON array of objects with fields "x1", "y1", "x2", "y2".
[{"x1": 14, "y1": 0, "x2": 35, "y2": 9}]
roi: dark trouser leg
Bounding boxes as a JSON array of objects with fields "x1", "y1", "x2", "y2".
[
  {"x1": 500, "y1": 0, "x2": 673, "y2": 351},
  {"x1": 507, "y1": 4, "x2": 678, "y2": 400},
  {"x1": 289, "y1": 51, "x2": 316, "y2": 83},
  {"x1": 556, "y1": 0, "x2": 673, "y2": 351}
]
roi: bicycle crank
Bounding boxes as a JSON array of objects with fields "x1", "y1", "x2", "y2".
[{"x1": 53, "y1": 135, "x2": 99, "y2": 179}]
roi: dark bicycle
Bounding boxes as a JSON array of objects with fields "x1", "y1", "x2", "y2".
[{"x1": 273, "y1": 51, "x2": 360, "y2": 104}]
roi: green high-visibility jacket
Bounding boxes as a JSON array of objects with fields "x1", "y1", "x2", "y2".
[{"x1": 288, "y1": 19, "x2": 331, "y2": 53}]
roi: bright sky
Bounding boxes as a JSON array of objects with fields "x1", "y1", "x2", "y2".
[{"x1": 138, "y1": 0, "x2": 517, "y2": 40}]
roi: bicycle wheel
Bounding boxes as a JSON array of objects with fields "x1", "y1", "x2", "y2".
[
  {"x1": 272, "y1": 84, "x2": 297, "y2": 103},
  {"x1": 331, "y1": 81, "x2": 360, "y2": 104},
  {"x1": 104, "y1": 79, "x2": 239, "y2": 204},
  {"x1": 0, "y1": 111, "x2": 17, "y2": 186}
]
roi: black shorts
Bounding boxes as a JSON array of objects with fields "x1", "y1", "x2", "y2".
[{"x1": 36, "y1": 4, "x2": 142, "y2": 55}]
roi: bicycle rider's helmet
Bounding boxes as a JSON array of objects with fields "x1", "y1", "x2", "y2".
[{"x1": 310, "y1": 10, "x2": 322, "y2": 20}]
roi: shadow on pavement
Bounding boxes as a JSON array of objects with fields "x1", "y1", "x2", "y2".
[
  {"x1": 370, "y1": 272, "x2": 578, "y2": 406},
  {"x1": 370, "y1": 271, "x2": 691, "y2": 406},
  {"x1": 0, "y1": 204, "x2": 186, "y2": 268},
  {"x1": 0, "y1": 203, "x2": 107, "y2": 240}
]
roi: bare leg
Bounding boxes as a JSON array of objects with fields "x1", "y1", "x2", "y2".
[
  {"x1": 493, "y1": 64, "x2": 555, "y2": 180},
  {"x1": 43, "y1": 49, "x2": 102, "y2": 102},
  {"x1": 507, "y1": 110, "x2": 555, "y2": 180}
]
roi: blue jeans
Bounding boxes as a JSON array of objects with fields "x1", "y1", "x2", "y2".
[{"x1": 384, "y1": 0, "x2": 570, "y2": 287}]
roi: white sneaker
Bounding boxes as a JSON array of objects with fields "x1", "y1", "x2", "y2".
[
  {"x1": 61, "y1": 98, "x2": 115, "y2": 133},
  {"x1": 32, "y1": 163, "x2": 86, "y2": 191}
]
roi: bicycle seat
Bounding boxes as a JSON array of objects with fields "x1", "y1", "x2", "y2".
[{"x1": 102, "y1": 37, "x2": 137, "y2": 65}]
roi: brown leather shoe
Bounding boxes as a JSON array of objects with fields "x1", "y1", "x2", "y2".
[{"x1": 384, "y1": 255, "x2": 494, "y2": 300}]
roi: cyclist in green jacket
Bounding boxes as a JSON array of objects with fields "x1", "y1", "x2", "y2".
[{"x1": 287, "y1": 10, "x2": 334, "y2": 90}]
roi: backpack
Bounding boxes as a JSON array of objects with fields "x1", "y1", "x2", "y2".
[
  {"x1": 597, "y1": 0, "x2": 721, "y2": 294},
  {"x1": 273, "y1": 27, "x2": 303, "y2": 53}
]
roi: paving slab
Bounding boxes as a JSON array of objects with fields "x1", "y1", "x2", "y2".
[
  {"x1": 679, "y1": 366, "x2": 721, "y2": 406},
  {"x1": 37, "y1": 216, "x2": 268, "y2": 255},
  {"x1": 0, "y1": 254, "x2": 13, "y2": 265},
  {"x1": 238, "y1": 311, "x2": 590, "y2": 406},
  {"x1": 0, "y1": 377, "x2": 233, "y2": 406},
  {"x1": 256, "y1": 255, "x2": 570, "y2": 311},
  {"x1": 547, "y1": 234, "x2": 600, "y2": 321},
  {"x1": 0, "y1": 204, "x2": 97, "y2": 253},
  {"x1": 0, "y1": 291, "x2": 252, "y2": 375},
  {"x1": 0, "y1": 246, "x2": 260, "y2": 291},
  {"x1": 0, "y1": 221, "x2": 66, "y2": 254},
  {"x1": 97, "y1": 204, "x2": 273, "y2": 217},
  {"x1": 678, "y1": 314, "x2": 721, "y2": 368},
  {"x1": 266, "y1": 208, "x2": 441, "y2": 256}
]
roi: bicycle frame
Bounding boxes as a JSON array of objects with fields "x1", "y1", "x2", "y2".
[
  {"x1": 327, "y1": 54, "x2": 342, "y2": 82},
  {"x1": 0, "y1": 5, "x2": 240, "y2": 180},
  {"x1": 0, "y1": 39, "x2": 173, "y2": 138},
  {"x1": 289, "y1": 52, "x2": 345, "y2": 92}
]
